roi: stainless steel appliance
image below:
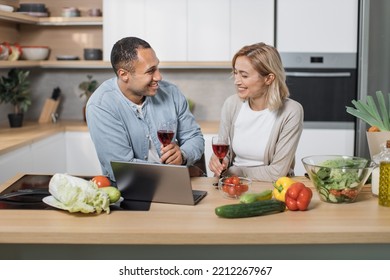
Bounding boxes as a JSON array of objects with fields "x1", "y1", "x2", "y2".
[
  {"x1": 280, "y1": 53, "x2": 358, "y2": 174},
  {"x1": 281, "y1": 52, "x2": 358, "y2": 124}
]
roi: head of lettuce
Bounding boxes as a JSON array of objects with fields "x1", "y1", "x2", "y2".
[{"x1": 49, "y1": 173, "x2": 111, "y2": 214}]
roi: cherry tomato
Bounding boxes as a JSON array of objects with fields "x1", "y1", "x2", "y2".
[
  {"x1": 228, "y1": 186, "x2": 237, "y2": 196},
  {"x1": 222, "y1": 184, "x2": 229, "y2": 193},
  {"x1": 231, "y1": 176, "x2": 240, "y2": 185},
  {"x1": 224, "y1": 177, "x2": 233, "y2": 184},
  {"x1": 92, "y1": 176, "x2": 111, "y2": 188},
  {"x1": 239, "y1": 184, "x2": 249, "y2": 192}
]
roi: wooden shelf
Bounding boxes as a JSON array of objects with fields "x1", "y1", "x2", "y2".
[
  {"x1": 0, "y1": 60, "x2": 232, "y2": 70},
  {"x1": 0, "y1": 61, "x2": 40, "y2": 68},
  {"x1": 40, "y1": 60, "x2": 110, "y2": 69},
  {"x1": 38, "y1": 17, "x2": 102, "y2": 26},
  {"x1": 0, "y1": 10, "x2": 37, "y2": 24},
  {"x1": 0, "y1": 11, "x2": 102, "y2": 26}
]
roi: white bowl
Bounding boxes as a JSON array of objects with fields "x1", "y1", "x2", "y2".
[
  {"x1": 21, "y1": 46, "x2": 50, "y2": 60},
  {"x1": 0, "y1": 4, "x2": 14, "y2": 12}
]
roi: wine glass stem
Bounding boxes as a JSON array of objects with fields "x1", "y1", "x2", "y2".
[{"x1": 213, "y1": 158, "x2": 225, "y2": 187}]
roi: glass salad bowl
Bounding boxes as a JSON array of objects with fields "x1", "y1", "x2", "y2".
[{"x1": 302, "y1": 155, "x2": 375, "y2": 203}]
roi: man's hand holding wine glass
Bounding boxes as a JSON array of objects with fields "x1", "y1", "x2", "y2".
[{"x1": 157, "y1": 120, "x2": 183, "y2": 165}]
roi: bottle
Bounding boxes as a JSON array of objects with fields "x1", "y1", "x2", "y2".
[
  {"x1": 377, "y1": 140, "x2": 390, "y2": 206},
  {"x1": 372, "y1": 142, "x2": 388, "y2": 196}
]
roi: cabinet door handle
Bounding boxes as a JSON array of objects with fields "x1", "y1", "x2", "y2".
[{"x1": 285, "y1": 72, "x2": 351, "y2": 78}]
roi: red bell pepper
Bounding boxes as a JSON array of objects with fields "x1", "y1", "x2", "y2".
[{"x1": 285, "y1": 182, "x2": 313, "y2": 211}]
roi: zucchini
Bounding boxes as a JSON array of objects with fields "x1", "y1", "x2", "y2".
[
  {"x1": 239, "y1": 189, "x2": 273, "y2": 204},
  {"x1": 215, "y1": 199, "x2": 286, "y2": 218}
]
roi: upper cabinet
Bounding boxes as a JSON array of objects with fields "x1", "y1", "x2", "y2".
[
  {"x1": 103, "y1": 0, "x2": 274, "y2": 62},
  {"x1": 1, "y1": 0, "x2": 360, "y2": 68},
  {"x1": 276, "y1": 0, "x2": 359, "y2": 53},
  {"x1": 231, "y1": 0, "x2": 274, "y2": 53}
]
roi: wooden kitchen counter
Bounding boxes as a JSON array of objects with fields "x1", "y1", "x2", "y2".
[
  {"x1": 0, "y1": 120, "x2": 219, "y2": 155},
  {"x1": 1, "y1": 175, "x2": 390, "y2": 259}
]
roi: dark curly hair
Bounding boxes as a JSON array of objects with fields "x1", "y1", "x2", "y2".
[{"x1": 110, "y1": 37, "x2": 151, "y2": 75}]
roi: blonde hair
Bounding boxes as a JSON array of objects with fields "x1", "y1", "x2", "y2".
[{"x1": 232, "y1": 42, "x2": 289, "y2": 110}]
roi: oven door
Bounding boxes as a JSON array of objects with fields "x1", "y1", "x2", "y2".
[{"x1": 285, "y1": 68, "x2": 357, "y2": 122}]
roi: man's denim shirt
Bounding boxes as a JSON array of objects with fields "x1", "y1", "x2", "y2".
[{"x1": 86, "y1": 78, "x2": 205, "y2": 181}]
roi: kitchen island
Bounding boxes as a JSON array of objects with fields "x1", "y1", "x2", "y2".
[{"x1": 1, "y1": 174, "x2": 390, "y2": 260}]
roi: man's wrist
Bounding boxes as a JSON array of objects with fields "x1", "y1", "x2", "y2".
[{"x1": 180, "y1": 150, "x2": 187, "y2": 165}]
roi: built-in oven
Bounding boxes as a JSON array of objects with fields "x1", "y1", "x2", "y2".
[
  {"x1": 280, "y1": 53, "x2": 358, "y2": 174},
  {"x1": 280, "y1": 53, "x2": 358, "y2": 123}
]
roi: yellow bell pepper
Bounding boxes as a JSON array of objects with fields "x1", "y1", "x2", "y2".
[{"x1": 273, "y1": 177, "x2": 296, "y2": 202}]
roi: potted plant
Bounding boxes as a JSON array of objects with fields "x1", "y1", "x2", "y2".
[
  {"x1": 0, "y1": 69, "x2": 31, "y2": 128},
  {"x1": 346, "y1": 90, "x2": 390, "y2": 157},
  {"x1": 79, "y1": 75, "x2": 99, "y2": 122}
]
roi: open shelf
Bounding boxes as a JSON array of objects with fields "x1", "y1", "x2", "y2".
[{"x1": 0, "y1": 11, "x2": 102, "y2": 25}]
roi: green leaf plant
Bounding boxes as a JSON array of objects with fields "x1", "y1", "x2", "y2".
[
  {"x1": 79, "y1": 75, "x2": 99, "y2": 102},
  {"x1": 0, "y1": 69, "x2": 31, "y2": 114},
  {"x1": 346, "y1": 91, "x2": 390, "y2": 131}
]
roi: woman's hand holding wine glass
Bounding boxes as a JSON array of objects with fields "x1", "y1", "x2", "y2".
[{"x1": 211, "y1": 136, "x2": 230, "y2": 186}]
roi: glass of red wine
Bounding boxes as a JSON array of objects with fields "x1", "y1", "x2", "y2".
[
  {"x1": 212, "y1": 135, "x2": 230, "y2": 186},
  {"x1": 157, "y1": 120, "x2": 176, "y2": 147}
]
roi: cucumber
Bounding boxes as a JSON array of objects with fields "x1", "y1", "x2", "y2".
[
  {"x1": 318, "y1": 187, "x2": 330, "y2": 201},
  {"x1": 239, "y1": 189, "x2": 273, "y2": 204},
  {"x1": 328, "y1": 193, "x2": 338, "y2": 203},
  {"x1": 215, "y1": 199, "x2": 286, "y2": 218}
]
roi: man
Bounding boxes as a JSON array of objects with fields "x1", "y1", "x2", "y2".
[{"x1": 86, "y1": 37, "x2": 204, "y2": 181}]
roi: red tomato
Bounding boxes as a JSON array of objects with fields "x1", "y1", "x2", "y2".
[
  {"x1": 224, "y1": 177, "x2": 233, "y2": 184},
  {"x1": 92, "y1": 176, "x2": 111, "y2": 188},
  {"x1": 222, "y1": 184, "x2": 229, "y2": 193},
  {"x1": 228, "y1": 186, "x2": 237, "y2": 196},
  {"x1": 239, "y1": 184, "x2": 249, "y2": 192},
  {"x1": 231, "y1": 176, "x2": 240, "y2": 185}
]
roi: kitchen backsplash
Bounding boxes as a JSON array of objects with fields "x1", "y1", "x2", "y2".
[{"x1": 0, "y1": 68, "x2": 235, "y2": 126}]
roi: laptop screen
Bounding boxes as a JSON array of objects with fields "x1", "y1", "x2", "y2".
[{"x1": 111, "y1": 161, "x2": 207, "y2": 205}]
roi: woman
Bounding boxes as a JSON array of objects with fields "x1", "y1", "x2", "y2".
[{"x1": 209, "y1": 42, "x2": 304, "y2": 182}]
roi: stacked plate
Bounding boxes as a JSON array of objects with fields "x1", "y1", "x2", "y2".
[{"x1": 17, "y1": 3, "x2": 49, "y2": 17}]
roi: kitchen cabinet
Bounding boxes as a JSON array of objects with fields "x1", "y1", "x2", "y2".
[
  {"x1": 144, "y1": 0, "x2": 187, "y2": 62},
  {"x1": 0, "y1": 145, "x2": 31, "y2": 184},
  {"x1": 276, "y1": 0, "x2": 359, "y2": 53},
  {"x1": 65, "y1": 131, "x2": 101, "y2": 176},
  {"x1": 30, "y1": 133, "x2": 66, "y2": 174},
  {"x1": 0, "y1": 133, "x2": 66, "y2": 183},
  {"x1": 0, "y1": 131, "x2": 101, "y2": 184},
  {"x1": 231, "y1": 0, "x2": 274, "y2": 52},
  {"x1": 188, "y1": 0, "x2": 230, "y2": 61},
  {"x1": 103, "y1": 0, "x2": 275, "y2": 62}
]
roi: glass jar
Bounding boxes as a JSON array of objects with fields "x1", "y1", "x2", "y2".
[{"x1": 374, "y1": 140, "x2": 390, "y2": 206}]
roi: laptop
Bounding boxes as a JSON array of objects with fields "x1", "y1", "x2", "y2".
[{"x1": 110, "y1": 161, "x2": 208, "y2": 205}]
